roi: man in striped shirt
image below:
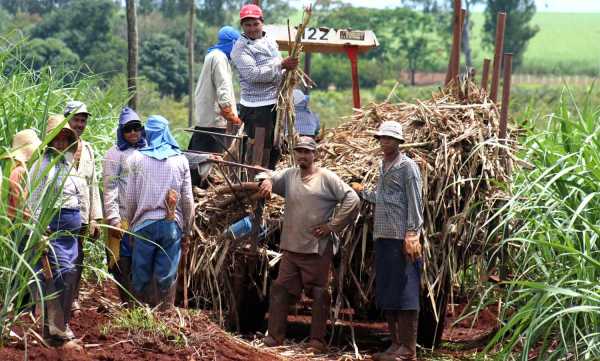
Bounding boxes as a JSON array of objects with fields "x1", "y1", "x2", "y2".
[{"x1": 231, "y1": 4, "x2": 298, "y2": 169}]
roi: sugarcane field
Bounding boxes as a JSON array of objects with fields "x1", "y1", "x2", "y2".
[{"x1": 1, "y1": 0, "x2": 599, "y2": 360}]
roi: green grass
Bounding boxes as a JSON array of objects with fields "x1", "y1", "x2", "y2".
[
  {"x1": 480, "y1": 87, "x2": 600, "y2": 360},
  {"x1": 102, "y1": 307, "x2": 185, "y2": 346},
  {"x1": 469, "y1": 12, "x2": 600, "y2": 75}
]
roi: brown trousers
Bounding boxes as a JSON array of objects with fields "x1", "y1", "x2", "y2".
[{"x1": 274, "y1": 242, "x2": 333, "y2": 297}]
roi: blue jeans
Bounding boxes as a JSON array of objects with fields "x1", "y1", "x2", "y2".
[{"x1": 132, "y1": 220, "x2": 182, "y2": 293}]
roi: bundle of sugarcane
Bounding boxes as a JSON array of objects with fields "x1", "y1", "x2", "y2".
[
  {"x1": 273, "y1": 5, "x2": 313, "y2": 161},
  {"x1": 184, "y1": 79, "x2": 517, "y2": 334}
]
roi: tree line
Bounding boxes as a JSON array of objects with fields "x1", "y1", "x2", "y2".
[{"x1": 0, "y1": 0, "x2": 538, "y2": 95}]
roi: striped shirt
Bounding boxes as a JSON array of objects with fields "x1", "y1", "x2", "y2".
[
  {"x1": 362, "y1": 153, "x2": 424, "y2": 240},
  {"x1": 125, "y1": 152, "x2": 194, "y2": 235},
  {"x1": 231, "y1": 33, "x2": 282, "y2": 107},
  {"x1": 102, "y1": 146, "x2": 138, "y2": 227}
]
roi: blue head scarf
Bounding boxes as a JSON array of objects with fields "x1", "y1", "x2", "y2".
[
  {"x1": 206, "y1": 26, "x2": 240, "y2": 59},
  {"x1": 139, "y1": 115, "x2": 181, "y2": 160},
  {"x1": 117, "y1": 107, "x2": 146, "y2": 151}
]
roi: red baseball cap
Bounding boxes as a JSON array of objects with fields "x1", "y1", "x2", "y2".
[{"x1": 240, "y1": 4, "x2": 263, "y2": 20}]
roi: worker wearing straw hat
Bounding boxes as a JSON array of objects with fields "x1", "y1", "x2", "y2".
[
  {"x1": 352, "y1": 121, "x2": 423, "y2": 361},
  {"x1": 125, "y1": 115, "x2": 194, "y2": 310},
  {"x1": 64, "y1": 100, "x2": 103, "y2": 316},
  {"x1": 5, "y1": 129, "x2": 42, "y2": 222},
  {"x1": 231, "y1": 3, "x2": 299, "y2": 169},
  {"x1": 102, "y1": 107, "x2": 146, "y2": 304},
  {"x1": 258, "y1": 136, "x2": 360, "y2": 353},
  {"x1": 28, "y1": 115, "x2": 81, "y2": 342}
]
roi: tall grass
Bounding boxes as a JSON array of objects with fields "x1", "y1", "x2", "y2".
[
  {"x1": 484, "y1": 88, "x2": 600, "y2": 359},
  {"x1": 0, "y1": 40, "x2": 125, "y2": 342}
]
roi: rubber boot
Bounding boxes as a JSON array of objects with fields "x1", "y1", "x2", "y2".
[
  {"x1": 373, "y1": 311, "x2": 401, "y2": 361},
  {"x1": 308, "y1": 287, "x2": 330, "y2": 353},
  {"x1": 396, "y1": 310, "x2": 419, "y2": 361},
  {"x1": 264, "y1": 283, "x2": 290, "y2": 347},
  {"x1": 71, "y1": 237, "x2": 84, "y2": 316},
  {"x1": 158, "y1": 282, "x2": 177, "y2": 311},
  {"x1": 53, "y1": 270, "x2": 78, "y2": 341},
  {"x1": 115, "y1": 256, "x2": 133, "y2": 305}
]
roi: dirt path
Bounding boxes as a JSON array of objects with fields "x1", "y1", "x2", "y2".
[{"x1": 0, "y1": 282, "x2": 496, "y2": 361}]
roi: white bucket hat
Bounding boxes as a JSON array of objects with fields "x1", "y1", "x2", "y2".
[{"x1": 374, "y1": 121, "x2": 404, "y2": 143}]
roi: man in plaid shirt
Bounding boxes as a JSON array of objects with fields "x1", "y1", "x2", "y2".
[
  {"x1": 352, "y1": 121, "x2": 423, "y2": 361},
  {"x1": 231, "y1": 4, "x2": 298, "y2": 169}
]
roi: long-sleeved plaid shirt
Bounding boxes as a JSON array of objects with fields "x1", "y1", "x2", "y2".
[
  {"x1": 231, "y1": 33, "x2": 282, "y2": 107},
  {"x1": 76, "y1": 140, "x2": 103, "y2": 225},
  {"x1": 102, "y1": 145, "x2": 137, "y2": 227},
  {"x1": 124, "y1": 152, "x2": 194, "y2": 235},
  {"x1": 362, "y1": 153, "x2": 424, "y2": 240}
]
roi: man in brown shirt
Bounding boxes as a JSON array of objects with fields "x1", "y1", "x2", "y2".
[{"x1": 258, "y1": 137, "x2": 360, "y2": 352}]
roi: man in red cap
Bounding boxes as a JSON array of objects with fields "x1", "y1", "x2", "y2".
[{"x1": 231, "y1": 4, "x2": 298, "y2": 170}]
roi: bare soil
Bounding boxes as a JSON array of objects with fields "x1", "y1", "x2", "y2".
[{"x1": 0, "y1": 282, "x2": 498, "y2": 360}]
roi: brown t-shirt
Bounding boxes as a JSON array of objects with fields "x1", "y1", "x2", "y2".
[{"x1": 270, "y1": 167, "x2": 360, "y2": 254}]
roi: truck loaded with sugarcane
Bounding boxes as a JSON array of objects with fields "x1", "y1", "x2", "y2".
[{"x1": 4, "y1": 2, "x2": 517, "y2": 360}]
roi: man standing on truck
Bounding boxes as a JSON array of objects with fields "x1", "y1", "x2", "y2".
[
  {"x1": 258, "y1": 136, "x2": 360, "y2": 353},
  {"x1": 231, "y1": 3, "x2": 299, "y2": 169},
  {"x1": 352, "y1": 121, "x2": 423, "y2": 361}
]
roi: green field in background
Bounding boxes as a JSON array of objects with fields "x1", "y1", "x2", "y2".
[{"x1": 469, "y1": 12, "x2": 600, "y2": 75}]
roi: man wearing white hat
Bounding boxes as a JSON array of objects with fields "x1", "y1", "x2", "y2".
[
  {"x1": 352, "y1": 121, "x2": 423, "y2": 361},
  {"x1": 64, "y1": 100, "x2": 103, "y2": 316}
]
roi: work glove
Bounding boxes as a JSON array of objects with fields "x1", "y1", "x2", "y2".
[
  {"x1": 88, "y1": 220, "x2": 101, "y2": 240},
  {"x1": 350, "y1": 182, "x2": 364, "y2": 193},
  {"x1": 107, "y1": 221, "x2": 124, "y2": 239},
  {"x1": 404, "y1": 231, "x2": 422, "y2": 263},
  {"x1": 221, "y1": 106, "x2": 241, "y2": 126},
  {"x1": 281, "y1": 56, "x2": 299, "y2": 70}
]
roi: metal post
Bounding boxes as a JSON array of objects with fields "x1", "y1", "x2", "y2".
[
  {"x1": 345, "y1": 46, "x2": 361, "y2": 109},
  {"x1": 445, "y1": 0, "x2": 462, "y2": 86},
  {"x1": 499, "y1": 53, "x2": 512, "y2": 143},
  {"x1": 481, "y1": 58, "x2": 491, "y2": 92},
  {"x1": 490, "y1": 12, "x2": 506, "y2": 102}
]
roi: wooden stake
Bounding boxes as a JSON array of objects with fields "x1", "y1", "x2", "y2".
[
  {"x1": 445, "y1": 0, "x2": 462, "y2": 86},
  {"x1": 490, "y1": 12, "x2": 506, "y2": 102},
  {"x1": 481, "y1": 58, "x2": 491, "y2": 92},
  {"x1": 499, "y1": 53, "x2": 512, "y2": 143}
]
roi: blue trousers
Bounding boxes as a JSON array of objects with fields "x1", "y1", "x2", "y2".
[
  {"x1": 47, "y1": 209, "x2": 81, "y2": 277},
  {"x1": 132, "y1": 220, "x2": 182, "y2": 293},
  {"x1": 375, "y1": 238, "x2": 421, "y2": 311}
]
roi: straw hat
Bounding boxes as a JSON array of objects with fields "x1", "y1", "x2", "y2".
[
  {"x1": 47, "y1": 114, "x2": 78, "y2": 145},
  {"x1": 5, "y1": 129, "x2": 42, "y2": 164}
]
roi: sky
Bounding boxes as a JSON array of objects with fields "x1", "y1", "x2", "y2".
[{"x1": 291, "y1": 0, "x2": 600, "y2": 12}]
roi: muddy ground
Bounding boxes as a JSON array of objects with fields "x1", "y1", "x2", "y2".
[{"x1": 0, "y1": 282, "x2": 497, "y2": 361}]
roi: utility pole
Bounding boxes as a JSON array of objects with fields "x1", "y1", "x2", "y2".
[
  {"x1": 126, "y1": 0, "x2": 138, "y2": 109},
  {"x1": 188, "y1": 0, "x2": 195, "y2": 127}
]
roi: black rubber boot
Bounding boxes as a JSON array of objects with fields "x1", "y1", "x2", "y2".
[
  {"x1": 115, "y1": 256, "x2": 133, "y2": 305},
  {"x1": 373, "y1": 311, "x2": 401, "y2": 361},
  {"x1": 264, "y1": 283, "x2": 291, "y2": 347},
  {"x1": 396, "y1": 310, "x2": 419, "y2": 361},
  {"x1": 308, "y1": 287, "x2": 331, "y2": 353},
  {"x1": 71, "y1": 237, "x2": 84, "y2": 316},
  {"x1": 158, "y1": 282, "x2": 177, "y2": 311}
]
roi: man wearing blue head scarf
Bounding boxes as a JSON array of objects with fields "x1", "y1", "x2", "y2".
[
  {"x1": 125, "y1": 115, "x2": 194, "y2": 309},
  {"x1": 189, "y1": 26, "x2": 241, "y2": 182},
  {"x1": 102, "y1": 107, "x2": 146, "y2": 303}
]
